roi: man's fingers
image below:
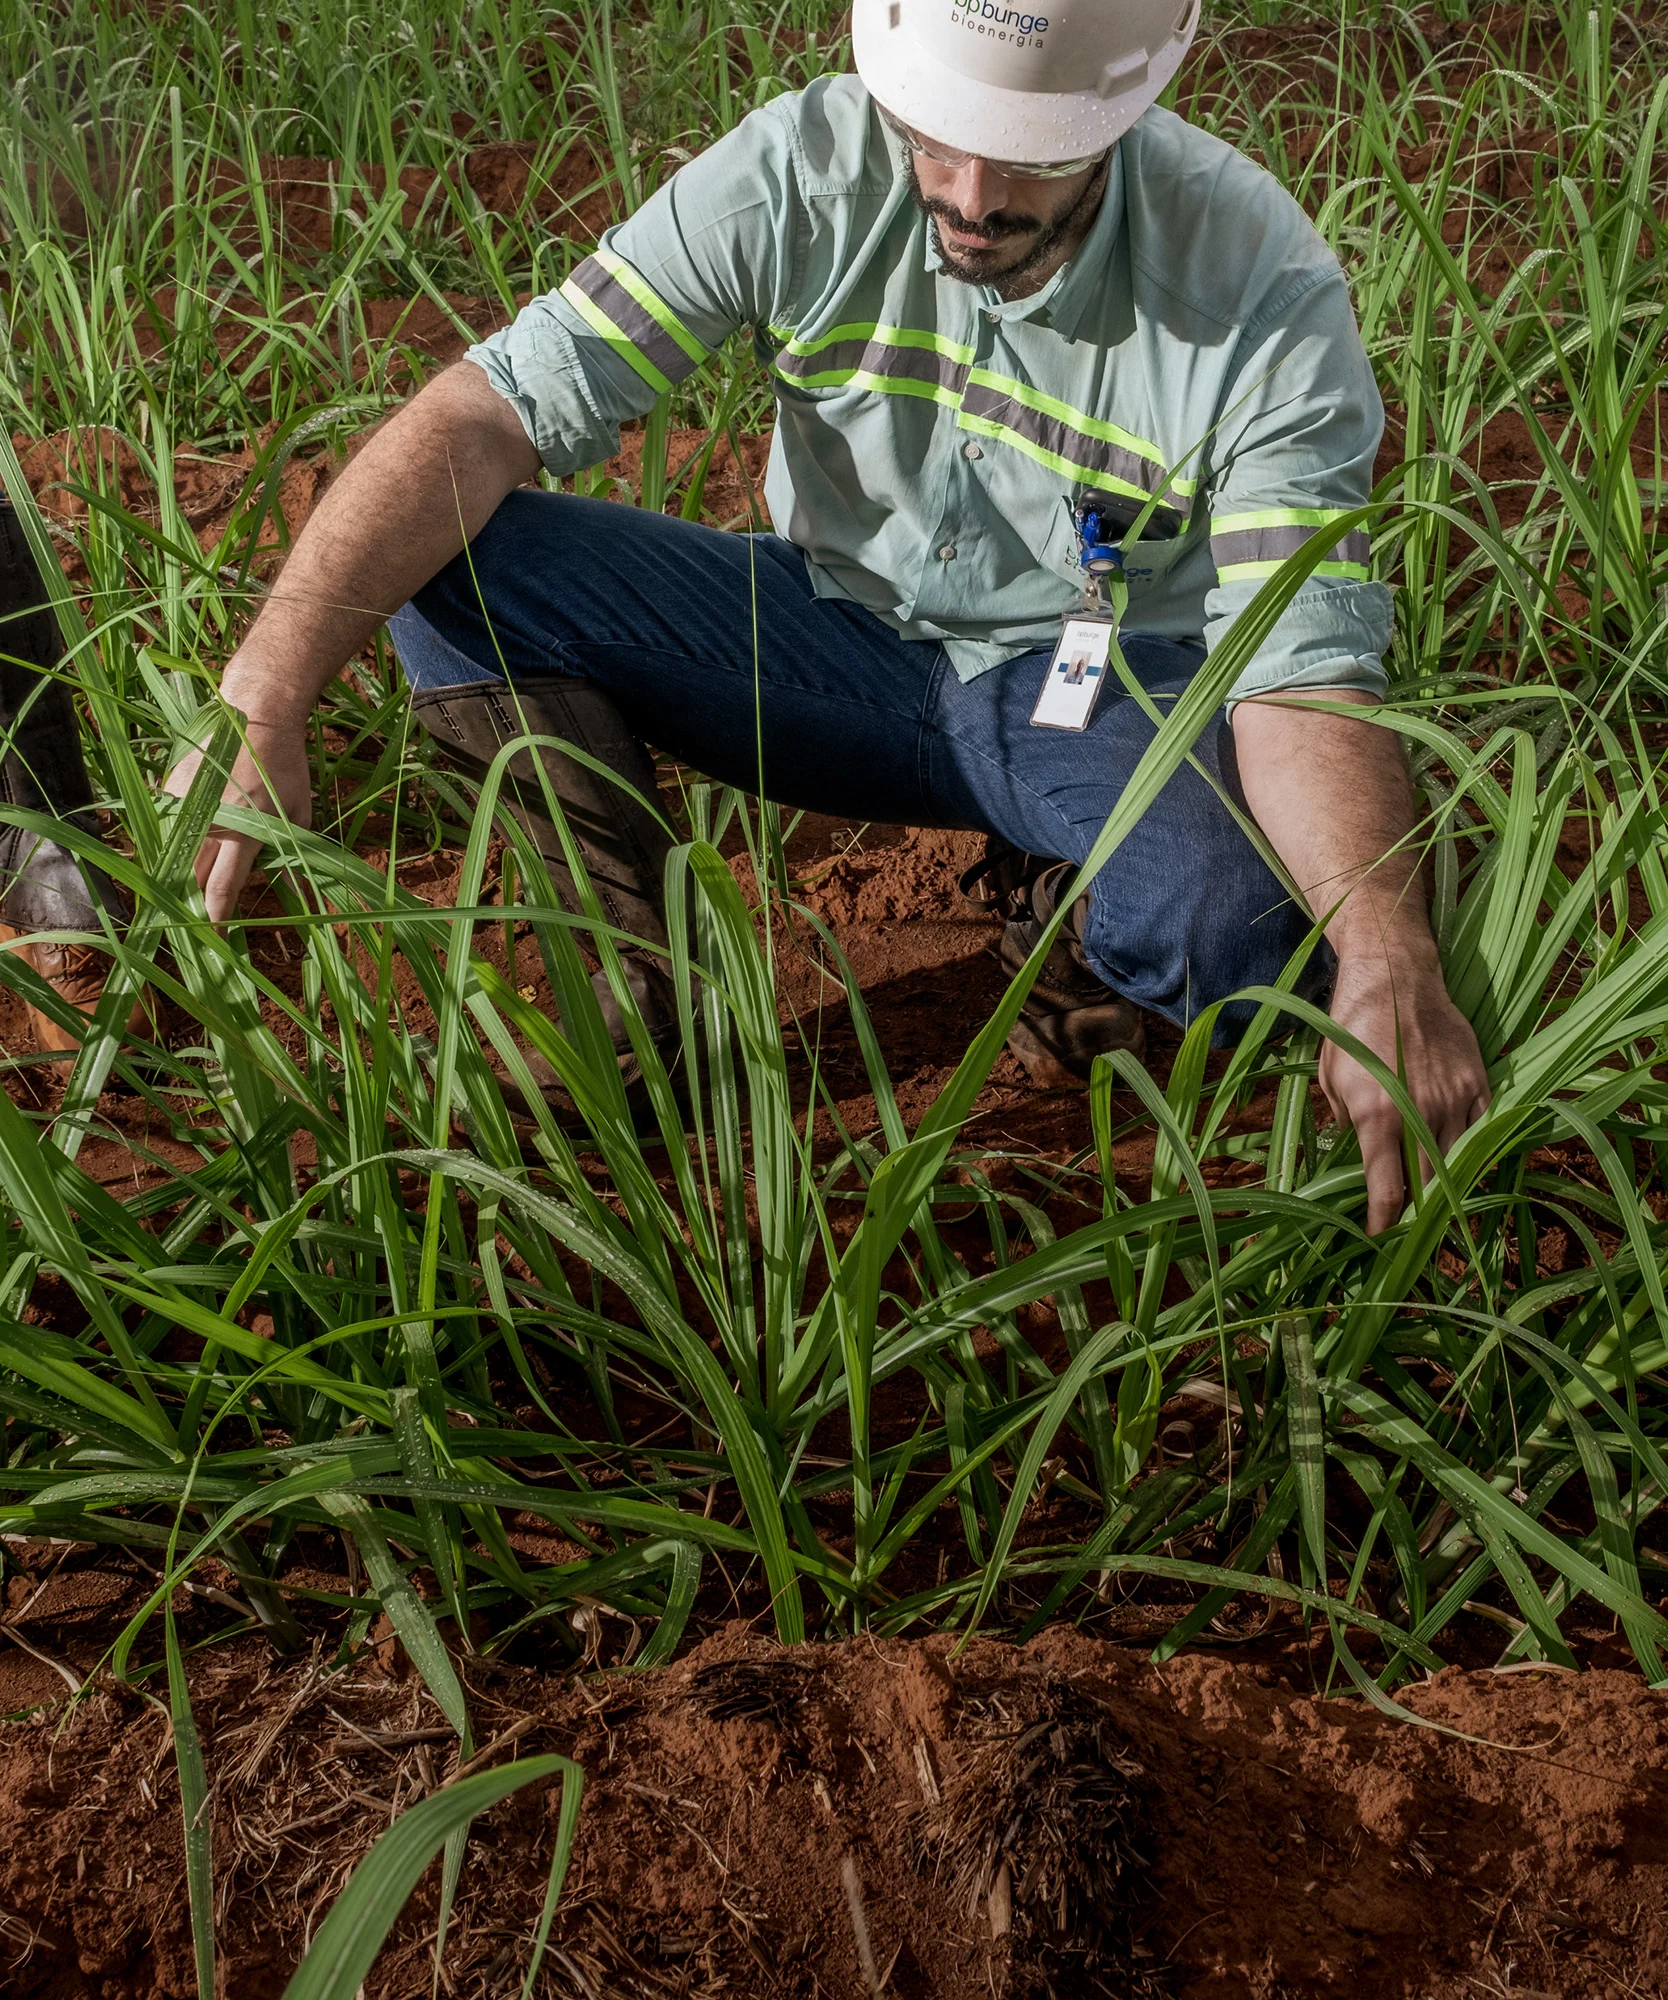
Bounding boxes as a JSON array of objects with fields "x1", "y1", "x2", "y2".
[
  {"x1": 1357, "y1": 1112, "x2": 1408, "y2": 1237},
  {"x1": 163, "y1": 748, "x2": 204, "y2": 803},
  {"x1": 166, "y1": 730, "x2": 311, "y2": 921},
  {"x1": 1331, "y1": 1046, "x2": 1408, "y2": 1232},
  {"x1": 1318, "y1": 958, "x2": 1492, "y2": 1233},
  {"x1": 1385, "y1": 1059, "x2": 1495, "y2": 1214},
  {"x1": 1320, "y1": 1050, "x2": 1404, "y2": 1229},
  {"x1": 1413, "y1": 1103, "x2": 1458, "y2": 1182},
  {"x1": 1421, "y1": 1069, "x2": 1494, "y2": 1171},
  {"x1": 201, "y1": 833, "x2": 259, "y2": 925},
  {"x1": 1316, "y1": 1049, "x2": 1353, "y2": 1131},
  {"x1": 1429, "y1": 1103, "x2": 1472, "y2": 1166}
]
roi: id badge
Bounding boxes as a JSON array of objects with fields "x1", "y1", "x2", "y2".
[{"x1": 1031, "y1": 615, "x2": 1116, "y2": 732}]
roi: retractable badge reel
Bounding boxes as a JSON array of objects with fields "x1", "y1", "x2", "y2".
[{"x1": 1030, "y1": 494, "x2": 1128, "y2": 732}]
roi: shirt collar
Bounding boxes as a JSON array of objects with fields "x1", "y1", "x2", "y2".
[{"x1": 919, "y1": 143, "x2": 1125, "y2": 340}]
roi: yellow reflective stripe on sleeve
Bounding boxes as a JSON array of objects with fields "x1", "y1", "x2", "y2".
[
  {"x1": 1212, "y1": 506, "x2": 1353, "y2": 533},
  {"x1": 561, "y1": 251, "x2": 708, "y2": 392},
  {"x1": 1212, "y1": 508, "x2": 1370, "y2": 578},
  {"x1": 560, "y1": 278, "x2": 673, "y2": 393},
  {"x1": 1215, "y1": 557, "x2": 1373, "y2": 584},
  {"x1": 591, "y1": 247, "x2": 707, "y2": 365}
]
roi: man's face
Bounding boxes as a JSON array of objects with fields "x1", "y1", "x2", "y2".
[{"x1": 904, "y1": 148, "x2": 1108, "y2": 291}]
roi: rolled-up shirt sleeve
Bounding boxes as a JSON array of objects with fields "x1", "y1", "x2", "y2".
[
  {"x1": 464, "y1": 105, "x2": 797, "y2": 476},
  {"x1": 1203, "y1": 265, "x2": 1393, "y2": 708}
]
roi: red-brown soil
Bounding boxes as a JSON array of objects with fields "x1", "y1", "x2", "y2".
[{"x1": 1, "y1": 1616, "x2": 1665, "y2": 1999}]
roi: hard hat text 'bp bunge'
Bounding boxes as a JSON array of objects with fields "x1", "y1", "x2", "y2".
[
  {"x1": 951, "y1": 0, "x2": 1050, "y2": 44},
  {"x1": 856, "y1": 0, "x2": 1200, "y2": 166}
]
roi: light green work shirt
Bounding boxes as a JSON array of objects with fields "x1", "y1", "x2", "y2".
[{"x1": 466, "y1": 73, "x2": 1392, "y2": 704}]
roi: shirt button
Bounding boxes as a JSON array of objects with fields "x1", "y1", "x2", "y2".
[
  {"x1": 962, "y1": 441, "x2": 983, "y2": 460},
  {"x1": 938, "y1": 543, "x2": 957, "y2": 561},
  {"x1": 984, "y1": 309, "x2": 1000, "y2": 323}
]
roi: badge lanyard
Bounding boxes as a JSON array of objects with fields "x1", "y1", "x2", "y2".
[{"x1": 1029, "y1": 495, "x2": 1130, "y2": 733}]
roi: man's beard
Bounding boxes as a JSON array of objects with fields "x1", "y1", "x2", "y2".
[{"x1": 904, "y1": 153, "x2": 1109, "y2": 299}]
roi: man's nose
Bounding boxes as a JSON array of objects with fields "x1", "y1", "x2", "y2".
[{"x1": 941, "y1": 156, "x2": 1012, "y2": 222}]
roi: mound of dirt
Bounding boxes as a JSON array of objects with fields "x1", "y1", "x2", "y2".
[
  {"x1": 795, "y1": 826, "x2": 983, "y2": 930},
  {"x1": 1, "y1": 1624, "x2": 1664, "y2": 1999}
]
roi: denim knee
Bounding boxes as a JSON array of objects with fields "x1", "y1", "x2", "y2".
[
  {"x1": 388, "y1": 601, "x2": 504, "y2": 693},
  {"x1": 1078, "y1": 830, "x2": 1328, "y2": 1040}
]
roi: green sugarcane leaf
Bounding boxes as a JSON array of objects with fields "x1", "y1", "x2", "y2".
[
  {"x1": 1281, "y1": 1317, "x2": 1328, "y2": 1588},
  {"x1": 1331, "y1": 1380, "x2": 1668, "y2": 1650},
  {"x1": 634, "y1": 1540, "x2": 702, "y2": 1670},
  {"x1": 319, "y1": 1491, "x2": 470, "y2": 1740},
  {"x1": 165, "y1": 1605, "x2": 216, "y2": 2000},
  {"x1": 519, "y1": 1749, "x2": 587, "y2": 1997},
  {"x1": 0, "y1": 1316, "x2": 178, "y2": 1453},
  {"x1": 280, "y1": 1757, "x2": 580, "y2": 2000},
  {"x1": 960, "y1": 1321, "x2": 1130, "y2": 1642}
]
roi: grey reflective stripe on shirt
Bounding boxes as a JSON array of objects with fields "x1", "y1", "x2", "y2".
[
  {"x1": 772, "y1": 323, "x2": 970, "y2": 405},
  {"x1": 560, "y1": 251, "x2": 707, "y2": 394},
  {"x1": 774, "y1": 326, "x2": 1191, "y2": 517},
  {"x1": 774, "y1": 334, "x2": 967, "y2": 402},
  {"x1": 1210, "y1": 511, "x2": 1371, "y2": 582},
  {"x1": 958, "y1": 372, "x2": 1193, "y2": 521}
]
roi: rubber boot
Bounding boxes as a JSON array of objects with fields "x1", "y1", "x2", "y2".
[
  {"x1": 409, "y1": 676, "x2": 681, "y2": 1115},
  {"x1": 994, "y1": 857, "x2": 1145, "y2": 1088},
  {"x1": 0, "y1": 490, "x2": 137, "y2": 1052}
]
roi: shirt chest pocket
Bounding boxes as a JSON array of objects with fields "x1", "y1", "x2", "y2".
[
  {"x1": 1028, "y1": 487, "x2": 1195, "y2": 596},
  {"x1": 1119, "y1": 526, "x2": 1191, "y2": 596}
]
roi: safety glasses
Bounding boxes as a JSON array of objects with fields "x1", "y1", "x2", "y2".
[{"x1": 878, "y1": 103, "x2": 1105, "y2": 180}]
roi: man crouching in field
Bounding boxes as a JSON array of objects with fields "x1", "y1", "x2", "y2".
[{"x1": 168, "y1": 0, "x2": 1489, "y2": 1234}]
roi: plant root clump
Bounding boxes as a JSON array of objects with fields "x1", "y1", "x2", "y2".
[
  {"x1": 686, "y1": 1654, "x2": 824, "y2": 1731},
  {"x1": 910, "y1": 1676, "x2": 1162, "y2": 1998}
]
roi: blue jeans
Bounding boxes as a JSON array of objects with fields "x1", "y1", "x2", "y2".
[{"x1": 390, "y1": 491, "x2": 1327, "y2": 1038}]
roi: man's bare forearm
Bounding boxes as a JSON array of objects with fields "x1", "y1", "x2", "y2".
[
  {"x1": 1231, "y1": 688, "x2": 1488, "y2": 1230},
  {"x1": 1232, "y1": 690, "x2": 1436, "y2": 972},
  {"x1": 221, "y1": 361, "x2": 541, "y2": 725}
]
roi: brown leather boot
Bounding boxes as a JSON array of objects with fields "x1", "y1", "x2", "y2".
[
  {"x1": 409, "y1": 675, "x2": 683, "y2": 1122},
  {"x1": 0, "y1": 489, "x2": 146, "y2": 1052},
  {"x1": 994, "y1": 855, "x2": 1145, "y2": 1088}
]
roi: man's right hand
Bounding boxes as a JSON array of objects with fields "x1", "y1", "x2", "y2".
[
  {"x1": 159, "y1": 360, "x2": 541, "y2": 922},
  {"x1": 165, "y1": 714, "x2": 313, "y2": 924}
]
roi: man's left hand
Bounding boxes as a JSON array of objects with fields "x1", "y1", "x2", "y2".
[
  {"x1": 1231, "y1": 690, "x2": 1492, "y2": 1235},
  {"x1": 1320, "y1": 942, "x2": 1491, "y2": 1236}
]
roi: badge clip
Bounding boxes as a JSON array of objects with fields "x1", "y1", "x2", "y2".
[{"x1": 1030, "y1": 495, "x2": 1127, "y2": 732}]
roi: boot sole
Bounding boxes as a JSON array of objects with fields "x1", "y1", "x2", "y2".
[{"x1": 1006, "y1": 1007, "x2": 1147, "y2": 1091}]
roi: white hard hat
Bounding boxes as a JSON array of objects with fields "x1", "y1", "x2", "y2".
[{"x1": 853, "y1": 0, "x2": 1202, "y2": 165}]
